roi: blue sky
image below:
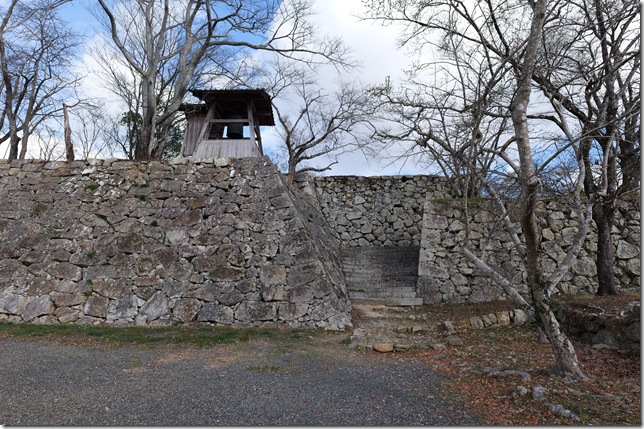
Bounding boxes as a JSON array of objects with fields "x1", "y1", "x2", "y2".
[{"x1": 57, "y1": 0, "x2": 424, "y2": 176}]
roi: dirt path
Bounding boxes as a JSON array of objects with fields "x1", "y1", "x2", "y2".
[{"x1": 0, "y1": 334, "x2": 479, "y2": 425}]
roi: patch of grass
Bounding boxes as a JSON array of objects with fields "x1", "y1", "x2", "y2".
[
  {"x1": 85, "y1": 184, "x2": 99, "y2": 191},
  {"x1": 0, "y1": 323, "x2": 316, "y2": 348},
  {"x1": 95, "y1": 213, "x2": 108, "y2": 221},
  {"x1": 86, "y1": 250, "x2": 96, "y2": 258},
  {"x1": 137, "y1": 195, "x2": 148, "y2": 202},
  {"x1": 288, "y1": 330, "x2": 306, "y2": 340},
  {"x1": 149, "y1": 220, "x2": 159, "y2": 227}
]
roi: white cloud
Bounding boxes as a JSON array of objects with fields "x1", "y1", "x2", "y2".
[
  {"x1": 309, "y1": 0, "x2": 411, "y2": 86},
  {"x1": 260, "y1": 0, "x2": 424, "y2": 176},
  {"x1": 62, "y1": 0, "x2": 426, "y2": 175}
]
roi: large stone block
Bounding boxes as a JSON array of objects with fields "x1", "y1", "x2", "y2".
[
  {"x1": 92, "y1": 278, "x2": 127, "y2": 298},
  {"x1": 84, "y1": 295, "x2": 109, "y2": 318},
  {"x1": 185, "y1": 282, "x2": 222, "y2": 302},
  {"x1": 116, "y1": 234, "x2": 146, "y2": 254},
  {"x1": 572, "y1": 257, "x2": 596, "y2": 277},
  {"x1": 616, "y1": 240, "x2": 639, "y2": 260},
  {"x1": 235, "y1": 300, "x2": 277, "y2": 322},
  {"x1": 218, "y1": 288, "x2": 243, "y2": 306},
  {"x1": 416, "y1": 277, "x2": 442, "y2": 305},
  {"x1": 48, "y1": 262, "x2": 82, "y2": 281},
  {"x1": 0, "y1": 293, "x2": 26, "y2": 314},
  {"x1": 208, "y1": 266, "x2": 244, "y2": 282},
  {"x1": 288, "y1": 284, "x2": 314, "y2": 303},
  {"x1": 287, "y1": 263, "x2": 320, "y2": 288},
  {"x1": 107, "y1": 295, "x2": 138, "y2": 321},
  {"x1": 165, "y1": 228, "x2": 190, "y2": 246},
  {"x1": 25, "y1": 278, "x2": 57, "y2": 296},
  {"x1": 197, "y1": 304, "x2": 233, "y2": 324},
  {"x1": 308, "y1": 296, "x2": 347, "y2": 321},
  {"x1": 276, "y1": 302, "x2": 308, "y2": 321},
  {"x1": 623, "y1": 258, "x2": 640, "y2": 276},
  {"x1": 260, "y1": 265, "x2": 286, "y2": 285},
  {"x1": 173, "y1": 298, "x2": 202, "y2": 323},
  {"x1": 139, "y1": 291, "x2": 169, "y2": 322},
  {"x1": 261, "y1": 285, "x2": 288, "y2": 302},
  {"x1": 53, "y1": 292, "x2": 85, "y2": 308}
]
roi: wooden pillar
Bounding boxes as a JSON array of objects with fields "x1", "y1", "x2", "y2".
[
  {"x1": 249, "y1": 100, "x2": 263, "y2": 155},
  {"x1": 196, "y1": 104, "x2": 216, "y2": 146},
  {"x1": 247, "y1": 100, "x2": 262, "y2": 155}
]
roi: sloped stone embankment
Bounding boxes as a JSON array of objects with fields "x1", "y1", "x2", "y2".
[{"x1": 0, "y1": 157, "x2": 350, "y2": 329}]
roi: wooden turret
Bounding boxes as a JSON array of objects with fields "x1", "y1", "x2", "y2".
[{"x1": 180, "y1": 89, "x2": 274, "y2": 159}]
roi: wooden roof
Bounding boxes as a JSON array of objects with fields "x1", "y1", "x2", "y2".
[{"x1": 182, "y1": 89, "x2": 275, "y2": 126}]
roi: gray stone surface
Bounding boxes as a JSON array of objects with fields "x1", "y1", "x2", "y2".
[
  {"x1": 0, "y1": 337, "x2": 480, "y2": 425},
  {"x1": 512, "y1": 309, "x2": 530, "y2": 326},
  {"x1": 417, "y1": 198, "x2": 640, "y2": 305},
  {"x1": 446, "y1": 335, "x2": 464, "y2": 347},
  {"x1": 616, "y1": 240, "x2": 640, "y2": 260},
  {"x1": 0, "y1": 158, "x2": 350, "y2": 329},
  {"x1": 0, "y1": 157, "x2": 640, "y2": 328},
  {"x1": 314, "y1": 175, "x2": 449, "y2": 247}
]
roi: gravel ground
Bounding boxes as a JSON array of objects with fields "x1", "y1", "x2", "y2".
[{"x1": 0, "y1": 336, "x2": 479, "y2": 425}]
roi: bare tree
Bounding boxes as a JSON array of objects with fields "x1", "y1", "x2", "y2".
[
  {"x1": 94, "y1": 0, "x2": 348, "y2": 160},
  {"x1": 34, "y1": 123, "x2": 65, "y2": 161},
  {"x1": 69, "y1": 102, "x2": 115, "y2": 159},
  {"x1": 0, "y1": 0, "x2": 80, "y2": 160},
  {"x1": 365, "y1": 33, "x2": 515, "y2": 198},
  {"x1": 258, "y1": 59, "x2": 370, "y2": 175},
  {"x1": 532, "y1": 0, "x2": 640, "y2": 295},
  {"x1": 363, "y1": 0, "x2": 593, "y2": 380}
]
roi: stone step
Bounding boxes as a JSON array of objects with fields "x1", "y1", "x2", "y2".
[
  {"x1": 385, "y1": 297, "x2": 424, "y2": 306},
  {"x1": 346, "y1": 279, "x2": 418, "y2": 290},
  {"x1": 350, "y1": 297, "x2": 388, "y2": 306},
  {"x1": 342, "y1": 260, "x2": 418, "y2": 275},
  {"x1": 341, "y1": 263, "x2": 419, "y2": 273},
  {"x1": 348, "y1": 286, "x2": 417, "y2": 295},
  {"x1": 340, "y1": 247, "x2": 419, "y2": 267},
  {"x1": 342, "y1": 270, "x2": 418, "y2": 280},
  {"x1": 350, "y1": 290, "x2": 418, "y2": 299},
  {"x1": 350, "y1": 297, "x2": 423, "y2": 307},
  {"x1": 340, "y1": 246, "x2": 421, "y2": 307}
]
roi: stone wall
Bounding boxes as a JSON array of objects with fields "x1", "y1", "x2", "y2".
[
  {"x1": 313, "y1": 175, "x2": 449, "y2": 247},
  {"x1": 0, "y1": 158, "x2": 640, "y2": 326},
  {"x1": 0, "y1": 157, "x2": 351, "y2": 329},
  {"x1": 417, "y1": 197, "x2": 641, "y2": 305},
  {"x1": 557, "y1": 300, "x2": 640, "y2": 351}
]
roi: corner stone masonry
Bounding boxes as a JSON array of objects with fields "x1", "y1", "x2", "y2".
[
  {"x1": 313, "y1": 175, "x2": 449, "y2": 247},
  {"x1": 417, "y1": 198, "x2": 640, "y2": 305},
  {"x1": 0, "y1": 157, "x2": 351, "y2": 329}
]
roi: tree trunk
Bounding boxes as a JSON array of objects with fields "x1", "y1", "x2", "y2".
[
  {"x1": 63, "y1": 103, "x2": 74, "y2": 161},
  {"x1": 8, "y1": 132, "x2": 19, "y2": 160},
  {"x1": 510, "y1": 0, "x2": 586, "y2": 381},
  {"x1": 18, "y1": 128, "x2": 29, "y2": 159},
  {"x1": 135, "y1": 125, "x2": 152, "y2": 160},
  {"x1": 532, "y1": 285, "x2": 587, "y2": 379},
  {"x1": 594, "y1": 201, "x2": 617, "y2": 295},
  {"x1": 287, "y1": 155, "x2": 297, "y2": 176}
]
